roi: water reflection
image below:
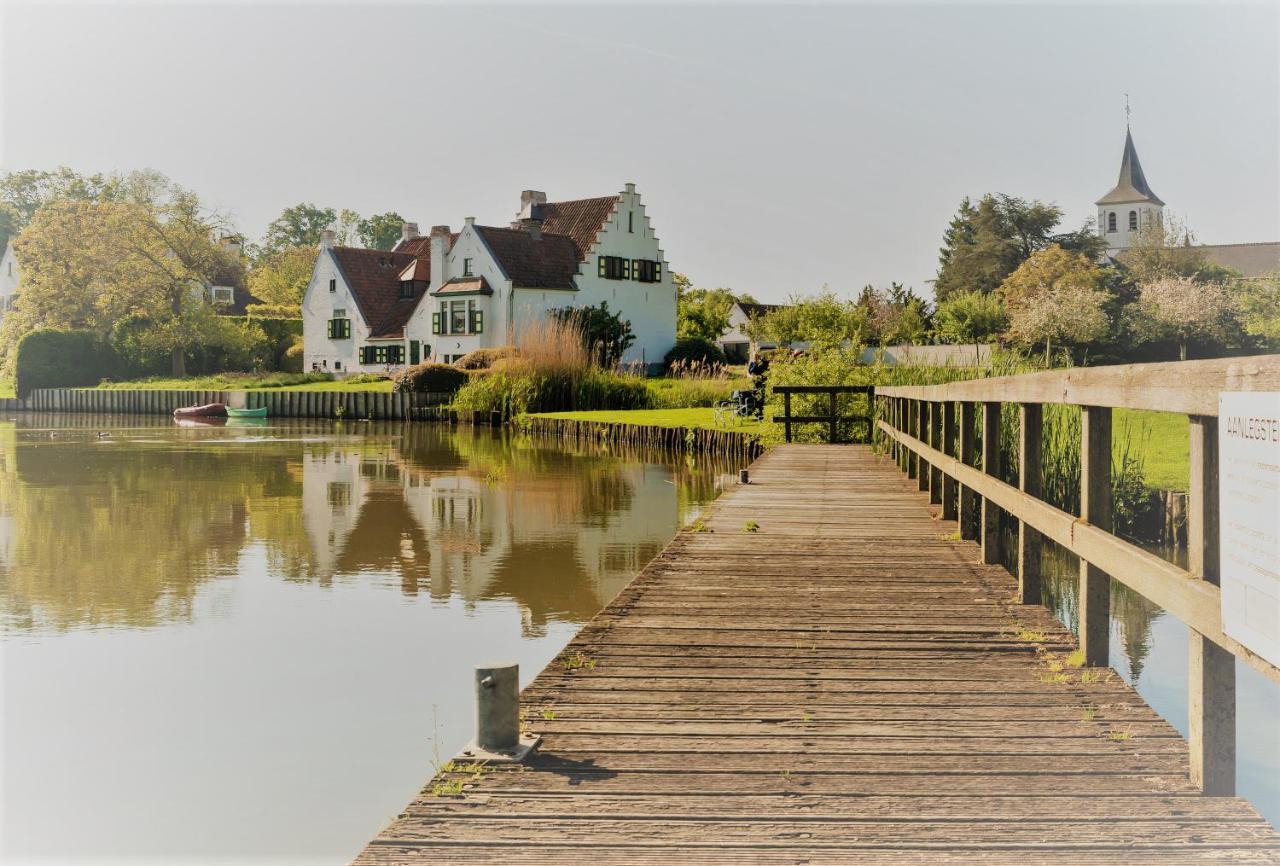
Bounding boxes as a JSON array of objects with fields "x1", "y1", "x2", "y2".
[{"x1": 0, "y1": 418, "x2": 738, "y2": 636}]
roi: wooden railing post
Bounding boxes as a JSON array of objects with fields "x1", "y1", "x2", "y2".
[
  {"x1": 906, "y1": 400, "x2": 918, "y2": 480},
  {"x1": 828, "y1": 389, "x2": 838, "y2": 444},
  {"x1": 1187, "y1": 415, "x2": 1234, "y2": 795},
  {"x1": 959, "y1": 402, "x2": 977, "y2": 540},
  {"x1": 783, "y1": 391, "x2": 793, "y2": 443},
  {"x1": 942, "y1": 402, "x2": 958, "y2": 521},
  {"x1": 1017, "y1": 404, "x2": 1043, "y2": 605},
  {"x1": 898, "y1": 399, "x2": 909, "y2": 473},
  {"x1": 981, "y1": 401, "x2": 1001, "y2": 565},
  {"x1": 1079, "y1": 406, "x2": 1112, "y2": 667},
  {"x1": 928, "y1": 402, "x2": 943, "y2": 505},
  {"x1": 917, "y1": 400, "x2": 929, "y2": 492}
]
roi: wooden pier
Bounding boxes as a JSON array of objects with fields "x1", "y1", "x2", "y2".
[{"x1": 355, "y1": 436, "x2": 1280, "y2": 863}]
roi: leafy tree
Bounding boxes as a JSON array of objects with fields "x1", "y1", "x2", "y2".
[
  {"x1": 359, "y1": 212, "x2": 407, "y2": 250},
  {"x1": 553, "y1": 301, "x2": 635, "y2": 367},
  {"x1": 0, "y1": 166, "x2": 174, "y2": 250},
  {"x1": 1125, "y1": 276, "x2": 1236, "y2": 361},
  {"x1": 1236, "y1": 272, "x2": 1280, "y2": 344},
  {"x1": 261, "y1": 203, "x2": 336, "y2": 257},
  {"x1": 678, "y1": 287, "x2": 736, "y2": 342},
  {"x1": 998, "y1": 244, "x2": 1108, "y2": 306},
  {"x1": 1007, "y1": 283, "x2": 1112, "y2": 365},
  {"x1": 933, "y1": 194, "x2": 1104, "y2": 300},
  {"x1": 933, "y1": 290, "x2": 1006, "y2": 363},
  {"x1": 247, "y1": 245, "x2": 317, "y2": 308},
  {"x1": 856, "y1": 283, "x2": 932, "y2": 345},
  {"x1": 750, "y1": 291, "x2": 868, "y2": 349}
]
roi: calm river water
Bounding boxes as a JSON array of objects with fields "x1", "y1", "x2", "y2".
[{"x1": 1, "y1": 416, "x2": 1276, "y2": 864}]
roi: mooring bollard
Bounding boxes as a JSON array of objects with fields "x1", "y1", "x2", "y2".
[
  {"x1": 739, "y1": 469, "x2": 750, "y2": 484},
  {"x1": 462, "y1": 663, "x2": 540, "y2": 763}
]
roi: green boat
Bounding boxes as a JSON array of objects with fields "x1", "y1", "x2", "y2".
[{"x1": 226, "y1": 406, "x2": 268, "y2": 419}]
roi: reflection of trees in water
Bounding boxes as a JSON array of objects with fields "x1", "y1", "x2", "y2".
[
  {"x1": 1039, "y1": 541, "x2": 1164, "y2": 682},
  {"x1": 1, "y1": 419, "x2": 747, "y2": 633},
  {"x1": 1, "y1": 432, "x2": 304, "y2": 631}
]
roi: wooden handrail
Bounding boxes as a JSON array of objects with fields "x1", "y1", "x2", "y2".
[
  {"x1": 773, "y1": 385, "x2": 874, "y2": 443},
  {"x1": 875, "y1": 362, "x2": 1280, "y2": 798},
  {"x1": 877, "y1": 355, "x2": 1280, "y2": 416}
]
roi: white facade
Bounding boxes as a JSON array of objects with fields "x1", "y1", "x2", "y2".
[
  {"x1": 0, "y1": 242, "x2": 20, "y2": 322},
  {"x1": 301, "y1": 184, "x2": 677, "y2": 376},
  {"x1": 1097, "y1": 200, "x2": 1163, "y2": 253}
]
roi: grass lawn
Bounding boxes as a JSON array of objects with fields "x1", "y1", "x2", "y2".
[
  {"x1": 1116, "y1": 408, "x2": 1189, "y2": 491},
  {"x1": 93, "y1": 373, "x2": 394, "y2": 392},
  {"x1": 0, "y1": 379, "x2": 13, "y2": 400},
  {"x1": 532, "y1": 407, "x2": 767, "y2": 435}
]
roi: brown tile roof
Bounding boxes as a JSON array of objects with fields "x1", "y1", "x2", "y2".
[
  {"x1": 394, "y1": 235, "x2": 432, "y2": 256},
  {"x1": 435, "y1": 276, "x2": 493, "y2": 296},
  {"x1": 330, "y1": 246, "x2": 427, "y2": 338},
  {"x1": 538, "y1": 195, "x2": 619, "y2": 260},
  {"x1": 475, "y1": 226, "x2": 581, "y2": 289}
]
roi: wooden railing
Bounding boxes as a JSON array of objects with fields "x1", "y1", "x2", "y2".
[
  {"x1": 876, "y1": 355, "x2": 1280, "y2": 797},
  {"x1": 773, "y1": 385, "x2": 874, "y2": 443}
]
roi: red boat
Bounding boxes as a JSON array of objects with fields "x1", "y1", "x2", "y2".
[{"x1": 173, "y1": 402, "x2": 227, "y2": 418}]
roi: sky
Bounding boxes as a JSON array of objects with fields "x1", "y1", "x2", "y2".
[{"x1": 1, "y1": 1, "x2": 1277, "y2": 302}]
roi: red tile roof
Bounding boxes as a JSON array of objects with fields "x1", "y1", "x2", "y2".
[
  {"x1": 329, "y1": 246, "x2": 427, "y2": 338},
  {"x1": 435, "y1": 276, "x2": 493, "y2": 296},
  {"x1": 394, "y1": 235, "x2": 432, "y2": 256},
  {"x1": 538, "y1": 195, "x2": 618, "y2": 260},
  {"x1": 475, "y1": 226, "x2": 582, "y2": 289}
]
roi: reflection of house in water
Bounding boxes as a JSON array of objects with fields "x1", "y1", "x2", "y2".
[{"x1": 299, "y1": 439, "x2": 680, "y2": 634}]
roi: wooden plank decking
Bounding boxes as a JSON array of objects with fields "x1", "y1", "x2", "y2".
[{"x1": 354, "y1": 445, "x2": 1280, "y2": 865}]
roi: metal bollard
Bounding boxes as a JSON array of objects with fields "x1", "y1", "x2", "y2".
[
  {"x1": 475, "y1": 663, "x2": 519, "y2": 753},
  {"x1": 739, "y1": 469, "x2": 750, "y2": 484},
  {"x1": 462, "y1": 663, "x2": 540, "y2": 763}
]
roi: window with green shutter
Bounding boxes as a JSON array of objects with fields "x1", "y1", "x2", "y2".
[
  {"x1": 410, "y1": 340, "x2": 420, "y2": 364},
  {"x1": 432, "y1": 312, "x2": 441, "y2": 334},
  {"x1": 328, "y1": 318, "x2": 351, "y2": 339},
  {"x1": 471, "y1": 310, "x2": 484, "y2": 334}
]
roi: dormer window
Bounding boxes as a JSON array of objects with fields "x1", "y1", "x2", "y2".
[
  {"x1": 400, "y1": 281, "x2": 414, "y2": 299},
  {"x1": 1107, "y1": 212, "x2": 1117, "y2": 233},
  {"x1": 1128, "y1": 210, "x2": 1138, "y2": 231},
  {"x1": 463, "y1": 258, "x2": 474, "y2": 277},
  {"x1": 210, "y1": 286, "x2": 234, "y2": 305}
]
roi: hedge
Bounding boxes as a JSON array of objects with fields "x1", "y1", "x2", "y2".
[
  {"x1": 16, "y1": 329, "x2": 121, "y2": 398},
  {"x1": 393, "y1": 362, "x2": 468, "y2": 394}
]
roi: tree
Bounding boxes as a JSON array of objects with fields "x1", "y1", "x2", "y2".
[
  {"x1": 933, "y1": 194, "x2": 1105, "y2": 300},
  {"x1": 677, "y1": 287, "x2": 736, "y2": 342},
  {"x1": 751, "y1": 291, "x2": 868, "y2": 349},
  {"x1": 856, "y1": 283, "x2": 932, "y2": 345},
  {"x1": 359, "y1": 212, "x2": 406, "y2": 250},
  {"x1": 933, "y1": 290, "x2": 1006, "y2": 363},
  {"x1": 553, "y1": 301, "x2": 635, "y2": 367},
  {"x1": 261, "y1": 203, "x2": 336, "y2": 257},
  {"x1": 1007, "y1": 283, "x2": 1112, "y2": 365},
  {"x1": 1236, "y1": 272, "x2": 1280, "y2": 344},
  {"x1": 247, "y1": 245, "x2": 317, "y2": 308},
  {"x1": 1126, "y1": 275, "x2": 1235, "y2": 361},
  {"x1": 0, "y1": 166, "x2": 172, "y2": 251}
]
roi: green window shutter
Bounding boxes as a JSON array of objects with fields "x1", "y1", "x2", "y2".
[
  {"x1": 432, "y1": 312, "x2": 440, "y2": 334},
  {"x1": 343, "y1": 320, "x2": 351, "y2": 339},
  {"x1": 326, "y1": 320, "x2": 334, "y2": 339},
  {"x1": 473, "y1": 311, "x2": 484, "y2": 334},
  {"x1": 655, "y1": 261, "x2": 662, "y2": 281},
  {"x1": 598, "y1": 257, "x2": 607, "y2": 277},
  {"x1": 410, "y1": 340, "x2": 420, "y2": 365},
  {"x1": 632, "y1": 259, "x2": 640, "y2": 281},
  {"x1": 623, "y1": 259, "x2": 631, "y2": 280}
]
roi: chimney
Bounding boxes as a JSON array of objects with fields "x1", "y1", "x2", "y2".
[
  {"x1": 400, "y1": 222, "x2": 420, "y2": 244},
  {"x1": 319, "y1": 229, "x2": 336, "y2": 249},
  {"x1": 517, "y1": 190, "x2": 547, "y2": 220},
  {"x1": 624, "y1": 182, "x2": 636, "y2": 194},
  {"x1": 429, "y1": 225, "x2": 451, "y2": 288},
  {"x1": 218, "y1": 234, "x2": 243, "y2": 257}
]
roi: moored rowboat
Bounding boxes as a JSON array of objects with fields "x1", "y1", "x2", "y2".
[
  {"x1": 226, "y1": 406, "x2": 268, "y2": 418},
  {"x1": 174, "y1": 402, "x2": 227, "y2": 418}
]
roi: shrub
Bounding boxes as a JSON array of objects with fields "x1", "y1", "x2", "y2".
[
  {"x1": 645, "y1": 377, "x2": 747, "y2": 408},
  {"x1": 552, "y1": 301, "x2": 635, "y2": 367},
  {"x1": 282, "y1": 335, "x2": 304, "y2": 372},
  {"x1": 15, "y1": 329, "x2": 121, "y2": 398},
  {"x1": 664, "y1": 336, "x2": 726, "y2": 368},
  {"x1": 454, "y1": 346, "x2": 518, "y2": 370},
  {"x1": 394, "y1": 362, "x2": 468, "y2": 394},
  {"x1": 452, "y1": 365, "x2": 650, "y2": 416}
]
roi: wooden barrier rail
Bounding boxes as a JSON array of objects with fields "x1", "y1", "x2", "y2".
[
  {"x1": 6, "y1": 388, "x2": 452, "y2": 420},
  {"x1": 876, "y1": 355, "x2": 1280, "y2": 798},
  {"x1": 773, "y1": 384, "x2": 874, "y2": 443}
]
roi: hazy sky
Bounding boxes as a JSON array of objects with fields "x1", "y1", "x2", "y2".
[{"x1": 2, "y1": 2, "x2": 1276, "y2": 302}]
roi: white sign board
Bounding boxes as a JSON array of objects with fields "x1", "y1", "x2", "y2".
[{"x1": 1219, "y1": 391, "x2": 1280, "y2": 667}]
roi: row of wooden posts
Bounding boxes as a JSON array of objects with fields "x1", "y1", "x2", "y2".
[
  {"x1": 876, "y1": 356, "x2": 1280, "y2": 799},
  {"x1": 4, "y1": 388, "x2": 452, "y2": 420}
]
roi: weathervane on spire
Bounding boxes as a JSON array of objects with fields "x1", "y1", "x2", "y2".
[{"x1": 1125, "y1": 93, "x2": 1131, "y2": 128}]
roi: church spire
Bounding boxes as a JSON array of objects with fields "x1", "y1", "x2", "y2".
[{"x1": 1096, "y1": 125, "x2": 1164, "y2": 206}]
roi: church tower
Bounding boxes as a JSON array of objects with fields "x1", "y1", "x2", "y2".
[{"x1": 1096, "y1": 125, "x2": 1164, "y2": 254}]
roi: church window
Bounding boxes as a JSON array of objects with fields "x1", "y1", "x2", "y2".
[
  {"x1": 1128, "y1": 211, "x2": 1138, "y2": 231},
  {"x1": 1107, "y1": 212, "x2": 1117, "y2": 233}
]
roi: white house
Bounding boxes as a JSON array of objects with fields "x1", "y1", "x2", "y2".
[
  {"x1": 0, "y1": 241, "x2": 20, "y2": 323},
  {"x1": 302, "y1": 184, "x2": 677, "y2": 375},
  {"x1": 716, "y1": 300, "x2": 784, "y2": 362}
]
